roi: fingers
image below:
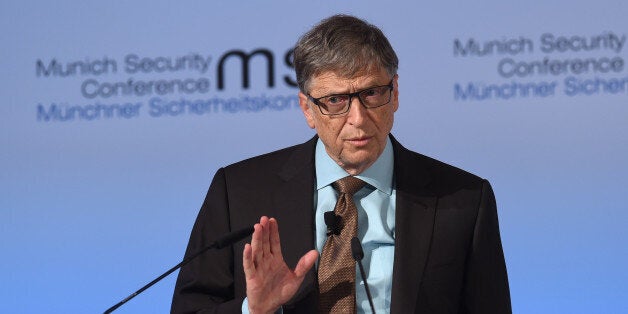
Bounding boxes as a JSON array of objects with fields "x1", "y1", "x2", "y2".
[
  {"x1": 261, "y1": 216, "x2": 271, "y2": 257},
  {"x1": 251, "y1": 216, "x2": 278, "y2": 258},
  {"x1": 243, "y1": 243, "x2": 255, "y2": 279},
  {"x1": 243, "y1": 216, "x2": 287, "y2": 280},
  {"x1": 250, "y1": 221, "x2": 264, "y2": 263},
  {"x1": 245, "y1": 221, "x2": 264, "y2": 279},
  {"x1": 269, "y1": 218, "x2": 282, "y2": 257},
  {"x1": 294, "y1": 250, "x2": 319, "y2": 278}
]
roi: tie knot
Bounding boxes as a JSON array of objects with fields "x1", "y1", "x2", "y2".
[{"x1": 332, "y1": 176, "x2": 366, "y2": 195}]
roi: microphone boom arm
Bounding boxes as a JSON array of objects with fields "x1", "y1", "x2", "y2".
[{"x1": 103, "y1": 226, "x2": 254, "y2": 314}]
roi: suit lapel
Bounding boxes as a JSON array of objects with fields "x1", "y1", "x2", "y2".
[
  {"x1": 390, "y1": 136, "x2": 437, "y2": 314},
  {"x1": 272, "y1": 136, "x2": 319, "y2": 307}
]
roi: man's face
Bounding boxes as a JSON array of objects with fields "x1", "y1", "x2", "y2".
[{"x1": 298, "y1": 67, "x2": 399, "y2": 175}]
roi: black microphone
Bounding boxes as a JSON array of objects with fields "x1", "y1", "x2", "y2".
[
  {"x1": 351, "y1": 237, "x2": 376, "y2": 314},
  {"x1": 324, "y1": 211, "x2": 341, "y2": 235},
  {"x1": 103, "y1": 226, "x2": 254, "y2": 314}
]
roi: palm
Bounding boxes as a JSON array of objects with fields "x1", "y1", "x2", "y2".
[{"x1": 243, "y1": 217, "x2": 318, "y2": 314}]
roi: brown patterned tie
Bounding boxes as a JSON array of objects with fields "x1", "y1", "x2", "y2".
[{"x1": 318, "y1": 176, "x2": 366, "y2": 313}]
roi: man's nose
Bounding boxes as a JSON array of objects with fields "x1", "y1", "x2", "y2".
[{"x1": 346, "y1": 96, "x2": 366, "y2": 125}]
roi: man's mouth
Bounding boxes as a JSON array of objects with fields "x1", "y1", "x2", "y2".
[{"x1": 346, "y1": 136, "x2": 372, "y2": 146}]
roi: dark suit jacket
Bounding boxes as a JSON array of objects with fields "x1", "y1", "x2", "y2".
[{"x1": 171, "y1": 135, "x2": 511, "y2": 313}]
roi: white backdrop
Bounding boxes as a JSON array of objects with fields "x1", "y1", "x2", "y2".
[{"x1": 1, "y1": 1, "x2": 627, "y2": 313}]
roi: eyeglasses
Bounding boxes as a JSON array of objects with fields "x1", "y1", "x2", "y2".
[{"x1": 307, "y1": 79, "x2": 394, "y2": 116}]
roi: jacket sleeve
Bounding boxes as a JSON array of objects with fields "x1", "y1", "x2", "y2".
[
  {"x1": 171, "y1": 168, "x2": 244, "y2": 314},
  {"x1": 461, "y1": 180, "x2": 512, "y2": 314}
]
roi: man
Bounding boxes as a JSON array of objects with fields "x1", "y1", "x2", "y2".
[{"x1": 172, "y1": 15, "x2": 511, "y2": 313}]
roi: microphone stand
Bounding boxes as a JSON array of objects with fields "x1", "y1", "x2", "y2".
[
  {"x1": 351, "y1": 237, "x2": 376, "y2": 314},
  {"x1": 103, "y1": 226, "x2": 253, "y2": 314}
]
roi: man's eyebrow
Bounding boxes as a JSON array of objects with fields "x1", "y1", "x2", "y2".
[{"x1": 315, "y1": 79, "x2": 385, "y2": 96}]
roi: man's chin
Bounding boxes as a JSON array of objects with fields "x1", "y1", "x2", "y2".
[{"x1": 339, "y1": 153, "x2": 377, "y2": 174}]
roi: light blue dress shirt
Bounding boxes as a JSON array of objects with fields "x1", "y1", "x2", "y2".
[
  {"x1": 243, "y1": 137, "x2": 396, "y2": 313},
  {"x1": 314, "y1": 137, "x2": 396, "y2": 313}
]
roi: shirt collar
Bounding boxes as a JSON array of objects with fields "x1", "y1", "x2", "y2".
[{"x1": 315, "y1": 136, "x2": 394, "y2": 195}]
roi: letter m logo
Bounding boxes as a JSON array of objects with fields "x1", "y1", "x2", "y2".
[{"x1": 217, "y1": 49, "x2": 275, "y2": 90}]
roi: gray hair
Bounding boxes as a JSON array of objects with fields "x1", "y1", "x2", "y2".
[{"x1": 293, "y1": 14, "x2": 399, "y2": 93}]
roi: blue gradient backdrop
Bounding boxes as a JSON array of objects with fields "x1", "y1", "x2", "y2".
[{"x1": 1, "y1": 1, "x2": 627, "y2": 313}]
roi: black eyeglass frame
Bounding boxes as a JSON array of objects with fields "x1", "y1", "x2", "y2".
[{"x1": 306, "y1": 78, "x2": 395, "y2": 116}]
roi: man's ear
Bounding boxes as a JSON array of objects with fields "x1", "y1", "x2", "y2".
[{"x1": 298, "y1": 92, "x2": 316, "y2": 129}]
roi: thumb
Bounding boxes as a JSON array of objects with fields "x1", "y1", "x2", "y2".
[{"x1": 294, "y1": 250, "x2": 319, "y2": 278}]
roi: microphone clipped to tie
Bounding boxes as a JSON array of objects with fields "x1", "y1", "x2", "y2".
[{"x1": 351, "y1": 237, "x2": 376, "y2": 314}]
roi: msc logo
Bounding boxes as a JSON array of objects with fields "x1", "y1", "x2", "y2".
[
  {"x1": 216, "y1": 48, "x2": 297, "y2": 90},
  {"x1": 35, "y1": 48, "x2": 299, "y2": 99}
]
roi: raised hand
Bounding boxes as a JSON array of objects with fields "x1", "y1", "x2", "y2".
[{"x1": 243, "y1": 216, "x2": 319, "y2": 314}]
